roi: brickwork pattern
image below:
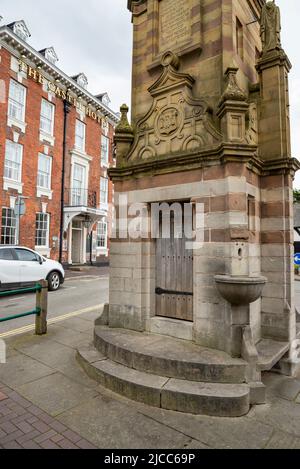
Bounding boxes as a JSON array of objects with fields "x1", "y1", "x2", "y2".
[{"x1": 0, "y1": 382, "x2": 95, "y2": 449}]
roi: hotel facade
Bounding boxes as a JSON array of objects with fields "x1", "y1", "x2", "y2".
[{"x1": 0, "y1": 19, "x2": 118, "y2": 265}]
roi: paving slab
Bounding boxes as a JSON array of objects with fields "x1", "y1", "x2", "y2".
[
  {"x1": 248, "y1": 397, "x2": 300, "y2": 437},
  {"x1": 14, "y1": 340, "x2": 74, "y2": 367},
  {"x1": 130, "y1": 404, "x2": 273, "y2": 449},
  {"x1": 0, "y1": 353, "x2": 55, "y2": 387},
  {"x1": 16, "y1": 373, "x2": 99, "y2": 417},
  {"x1": 46, "y1": 325, "x2": 92, "y2": 348},
  {"x1": 274, "y1": 378, "x2": 300, "y2": 401},
  {"x1": 57, "y1": 394, "x2": 192, "y2": 449},
  {"x1": 265, "y1": 430, "x2": 300, "y2": 449},
  {"x1": 14, "y1": 340, "x2": 97, "y2": 388},
  {"x1": 54, "y1": 352, "x2": 100, "y2": 389},
  {"x1": 57, "y1": 317, "x2": 95, "y2": 333},
  {"x1": 79, "y1": 310, "x2": 104, "y2": 323}
]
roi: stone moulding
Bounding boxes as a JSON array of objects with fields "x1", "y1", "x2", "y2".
[
  {"x1": 256, "y1": 49, "x2": 292, "y2": 72},
  {"x1": 109, "y1": 141, "x2": 300, "y2": 181}
]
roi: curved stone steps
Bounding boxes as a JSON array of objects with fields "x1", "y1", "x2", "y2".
[
  {"x1": 77, "y1": 346, "x2": 250, "y2": 417},
  {"x1": 94, "y1": 326, "x2": 247, "y2": 384}
]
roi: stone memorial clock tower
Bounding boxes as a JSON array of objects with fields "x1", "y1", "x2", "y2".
[{"x1": 79, "y1": 0, "x2": 300, "y2": 417}]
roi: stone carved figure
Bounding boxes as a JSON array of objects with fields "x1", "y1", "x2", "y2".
[{"x1": 260, "y1": 0, "x2": 281, "y2": 53}]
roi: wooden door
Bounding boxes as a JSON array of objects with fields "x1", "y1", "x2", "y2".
[
  {"x1": 156, "y1": 208, "x2": 193, "y2": 322},
  {"x1": 72, "y1": 229, "x2": 82, "y2": 264}
]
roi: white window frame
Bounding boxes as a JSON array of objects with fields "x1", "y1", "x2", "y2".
[
  {"x1": 70, "y1": 151, "x2": 91, "y2": 208},
  {"x1": 75, "y1": 119, "x2": 86, "y2": 153},
  {"x1": 1, "y1": 208, "x2": 17, "y2": 245},
  {"x1": 37, "y1": 153, "x2": 53, "y2": 199},
  {"x1": 100, "y1": 177, "x2": 109, "y2": 209},
  {"x1": 7, "y1": 79, "x2": 27, "y2": 132},
  {"x1": 40, "y1": 99, "x2": 55, "y2": 145},
  {"x1": 3, "y1": 140, "x2": 23, "y2": 194},
  {"x1": 72, "y1": 163, "x2": 86, "y2": 206},
  {"x1": 102, "y1": 118, "x2": 109, "y2": 136},
  {"x1": 101, "y1": 136, "x2": 110, "y2": 167},
  {"x1": 35, "y1": 213, "x2": 50, "y2": 248},
  {"x1": 96, "y1": 220, "x2": 108, "y2": 250}
]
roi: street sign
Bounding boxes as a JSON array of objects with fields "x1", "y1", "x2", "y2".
[{"x1": 294, "y1": 253, "x2": 300, "y2": 266}]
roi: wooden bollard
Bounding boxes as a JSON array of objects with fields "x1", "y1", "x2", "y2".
[{"x1": 35, "y1": 279, "x2": 48, "y2": 335}]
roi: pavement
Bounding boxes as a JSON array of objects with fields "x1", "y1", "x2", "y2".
[{"x1": 1, "y1": 274, "x2": 300, "y2": 449}]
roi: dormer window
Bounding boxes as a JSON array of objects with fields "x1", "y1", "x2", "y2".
[
  {"x1": 95, "y1": 93, "x2": 111, "y2": 107},
  {"x1": 39, "y1": 47, "x2": 59, "y2": 65},
  {"x1": 8, "y1": 20, "x2": 31, "y2": 42},
  {"x1": 102, "y1": 93, "x2": 111, "y2": 107},
  {"x1": 72, "y1": 73, "x2": 88, "y2": 90}
]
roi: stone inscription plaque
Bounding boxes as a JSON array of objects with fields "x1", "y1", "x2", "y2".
[{"x1": 159, "y1": 0, "x2": 191, "y2": 52}]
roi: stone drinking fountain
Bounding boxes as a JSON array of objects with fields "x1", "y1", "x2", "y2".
[
  {"x1": 214, "y1": 242, "x2": 267, "y2": 371},
  {"x1": 214, "y1": 248, "x2": 267, "y2": 398}
]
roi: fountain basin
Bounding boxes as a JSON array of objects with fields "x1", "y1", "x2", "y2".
[{"x1": 214, "y1": 275, "x2": 267, "y2": 306}]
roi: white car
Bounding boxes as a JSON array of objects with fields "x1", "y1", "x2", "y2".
[{"x1": 0, "y1": 246, "x2": 65, "y2": 292}]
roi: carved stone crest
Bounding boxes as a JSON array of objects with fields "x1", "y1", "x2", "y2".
[{"x1": 157, "y1": 108, "x2": 180, "y2": 136}]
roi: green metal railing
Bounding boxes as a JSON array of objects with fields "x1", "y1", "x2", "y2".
[
  {"x1": 0, "y1": 284, "x2": 42, "y2": 298},
  {"x1": 0, "y1": 281, "x2": 48, "y2": 334}
]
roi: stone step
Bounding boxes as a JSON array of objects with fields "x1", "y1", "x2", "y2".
[
  {"x1": 257, "y1": 338, "x2": 289, "y2": 371},
  {"x1": 93, "y1": 326, "x2": 247, "y2": 384},
  {"x1": 77, "y1": 346, "x2": 250, "y2": 417}
]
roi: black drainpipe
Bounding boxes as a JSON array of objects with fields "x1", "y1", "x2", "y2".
[{"x1": 59, "y1": 100, "x2": 71, "y2": 264}]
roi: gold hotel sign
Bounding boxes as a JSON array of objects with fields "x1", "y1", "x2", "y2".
[{"x1": 19, "y1": 60, "x2": 105, "y2": 125}]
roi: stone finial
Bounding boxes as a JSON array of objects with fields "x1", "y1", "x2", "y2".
[
  {"x1": 114, "y1": 104, "x2": 134, "y2": 167},
  {"x1": 260, "y1": 0, "x2": 282, "y2": 53},
  {"x1": 115, "y1": 104, "x2": 134, "y2": 135},
  {"x1": 220, "y1": 68, "x2": 247, "y2": 105}
]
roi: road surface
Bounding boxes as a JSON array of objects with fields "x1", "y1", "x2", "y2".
[{"x1": 0, "y1": 274, "x2": 109, "y2": 336}]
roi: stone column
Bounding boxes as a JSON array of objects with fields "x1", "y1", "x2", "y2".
[{"x1": 257, "y1": 22, "x2": 300, "y2": 374}]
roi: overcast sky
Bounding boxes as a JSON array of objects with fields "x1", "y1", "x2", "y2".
[{"x1": 1, "y1": 0, "x2": 300, "y2": 185}]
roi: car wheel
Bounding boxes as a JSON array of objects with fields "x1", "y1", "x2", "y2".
[{"x1": 48, "y1": 271, "x2": 61, "y2": 291}]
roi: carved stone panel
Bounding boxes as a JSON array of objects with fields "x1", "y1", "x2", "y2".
[
  {"x1": 149, "y1": 0, "x2": 202, "y2": 69},
  {"x1": 159, "y1": 0, "x2": 191, "y2": 53},
  {"x1": 246, "y1": 103, "x2": 258, "y2": 145},
  {"x1": 127, "y1": 54, "x2": 222, "y2": 162}
]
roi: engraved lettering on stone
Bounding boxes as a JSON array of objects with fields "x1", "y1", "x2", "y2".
[{"x1": 159, "y1": 0, "x2": 191, "y2": 52}]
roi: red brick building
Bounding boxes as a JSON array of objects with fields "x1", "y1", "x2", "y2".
[{"x1": 0, "y1": 19, "x2": 119, "y2": 265}]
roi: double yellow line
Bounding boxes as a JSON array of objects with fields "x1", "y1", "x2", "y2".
[{"x1": 0, "y1": 304, "x2": 104, "y2": 339}]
